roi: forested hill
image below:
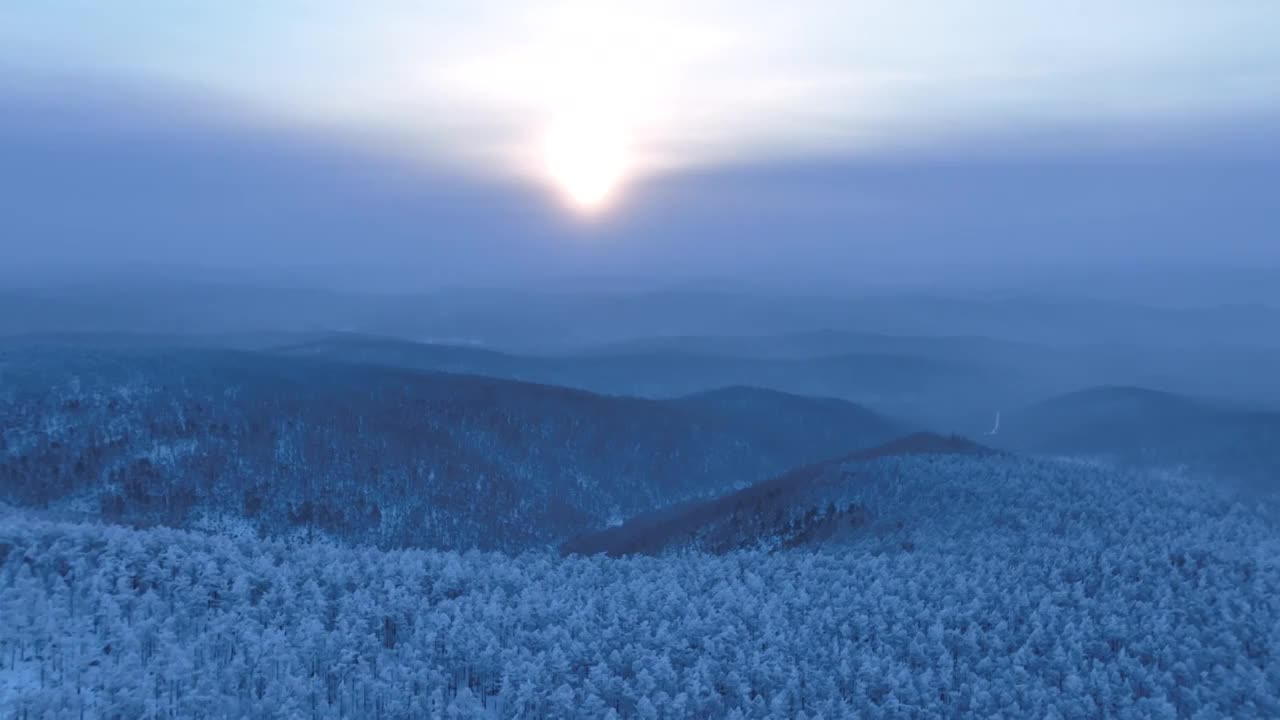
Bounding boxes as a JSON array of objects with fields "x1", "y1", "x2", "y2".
[
  {"x1": 0, "y1": 345, "x2": 900, "y2": 550},
  {"x1": 667, "y1": 385, "x2": 898, "y2": 462},
  {"x1": 563, "y1": 433, "x2": 995, "y2": 556}
]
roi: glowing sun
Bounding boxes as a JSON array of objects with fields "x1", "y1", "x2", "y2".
[{"x1": 544, "y1": 113, "x2": 629, "y2": 213}]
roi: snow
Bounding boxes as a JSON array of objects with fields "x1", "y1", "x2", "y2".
[{"x1": 1, "y1": 455, "x2": 1278, "y2": 718}]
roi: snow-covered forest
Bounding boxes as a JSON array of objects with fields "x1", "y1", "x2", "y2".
[
  {"x1": 0, "y1": 348, "x2": 898, "y2": 551},
  {"x1": 4, "y1": 453, "x2": 1277, "y2": 718}
]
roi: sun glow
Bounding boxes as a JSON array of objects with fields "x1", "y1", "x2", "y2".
[{"x1": 544, "y1": 111, "x2": 630, "y2": 213}]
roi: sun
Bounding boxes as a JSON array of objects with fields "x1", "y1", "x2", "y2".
[{"x1": 544, "y1": 112, "x2": 629, "y2": 213}]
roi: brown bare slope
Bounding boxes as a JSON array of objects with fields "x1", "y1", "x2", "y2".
[{"x1": 562, "y1": 432, "x2": 996, "y2": 556}]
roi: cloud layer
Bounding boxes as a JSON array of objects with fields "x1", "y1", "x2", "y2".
[
  {"x1": 3, "y1": 79, "x2": 1277, "y2": 289},
  {"x1": 5, "y1": 1, "x2": 1278, "y2": 180}
]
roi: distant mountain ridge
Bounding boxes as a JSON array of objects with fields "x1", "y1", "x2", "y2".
[
  {"x1": 578, "y1": 329, "x2": 1029, "y2": 361},
  {"x1": 995, "y1": 385, "x2": 1280, "y2": 484},
  {"x1": 5, "y1": 285, "x2": 1279, "y2": 351},
  {"x1": 271, "y1": 331, "x2": 1018, "y2": 424},
  {"x1": 275, "y1": 331, "x2": 1280, "y2": 429}
]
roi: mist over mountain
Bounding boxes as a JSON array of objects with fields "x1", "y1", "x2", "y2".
[
  {"x1": 5, "y1": 76, "x2": 1279, "y2": 287},
  {"x1": 5, "y1": 282, "x2": 1280, "y2": 352},
  {"x1": 994, "y1": 386, "x2": 1280, "y2": 485},
  {"x1": 4, "y1": 3, "x2": 1280, "y2": 714},
  {"x1": 274, "y1": 327, "x2": 1280, "y2": 426}
]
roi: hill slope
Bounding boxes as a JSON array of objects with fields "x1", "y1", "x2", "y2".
[
  {"x1": 563, "y1": 433, "x2": 995, "y2": 556},
  {"x1": 0, "y1": 344, "x2": 900, "y2": 550}
]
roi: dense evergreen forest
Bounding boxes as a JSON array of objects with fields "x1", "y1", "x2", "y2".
[{"x1": 4, "y1": 449, "x2": 1278, "y2": 718}]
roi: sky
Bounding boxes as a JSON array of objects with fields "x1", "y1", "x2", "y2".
[{"x1": 2, "y1": 1, "x2": 1279, "y2": 289}]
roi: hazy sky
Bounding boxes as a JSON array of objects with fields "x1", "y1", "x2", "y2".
[{"x1": 2, "y1": 2, "x2": 1279, "y2": 287}]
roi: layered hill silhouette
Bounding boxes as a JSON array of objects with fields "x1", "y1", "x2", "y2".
[
  {"x1": 0, "y1": 343, "x2": 901, "y2": 550},
  {"x1": 272, "y1": 332, "x2": 1018, "y2": 423},
  {"x1": 581, "y1": 329, "x2": 1035, "y2": 362},
  {"x1": 563, "y1": 432, "x2": 996, "y2": 556},
  {"x1": 274, "y1": 332, "x2": 1280, "y2": 430},
  {"x1": 995, "y1": 385, "x2": 1280, "y2": 483}
]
